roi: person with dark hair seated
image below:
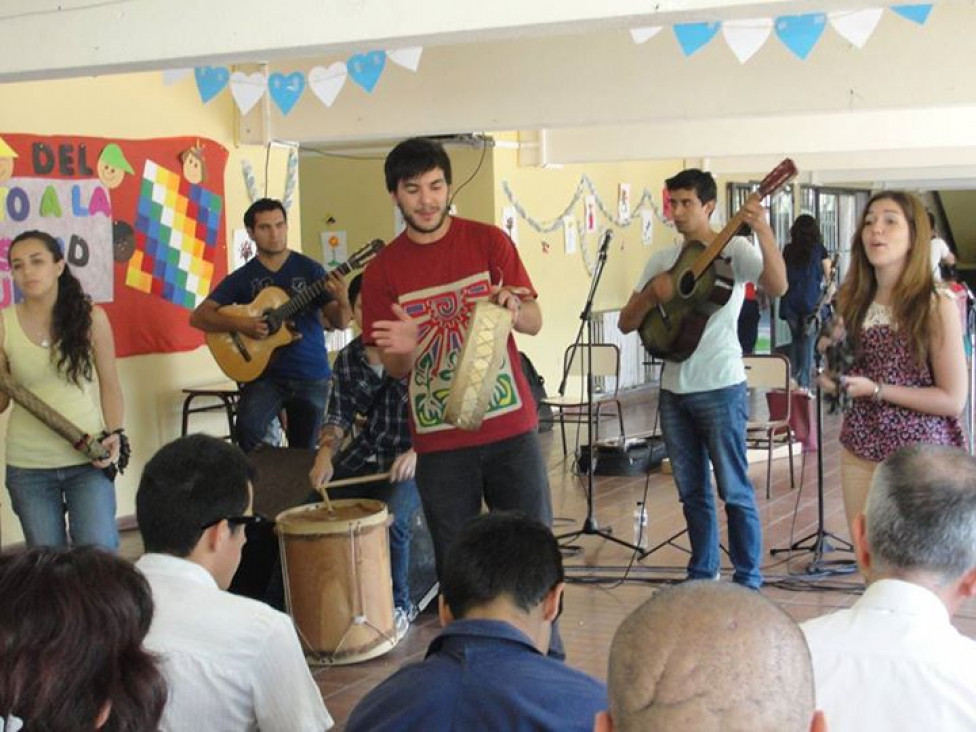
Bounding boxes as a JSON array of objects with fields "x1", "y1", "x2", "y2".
[
  {"x1": 135, "y1": 434, "x2": 332, "y2": 731},
  {"x1": 347, "y1": 512, "x2": 605, "y2": 732},
  {"x1": 0, "y1": 546, "x2": 167, "y2": 732}
]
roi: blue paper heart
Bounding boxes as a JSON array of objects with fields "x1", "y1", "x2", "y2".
[
  {"x1": 891, "y1": 4, "x2": 933, "y2": 25},
  {"x1": 268, "y1": 72, "x2": 306, "y2": 115},
  {"x1": 673, "y1": 22, "x2": 720, "y2": 57},
  {"x1": 194, "y1": 66, "x2": 229, "y2": 103},
  {"x1": 346, "y1": 51, "x2": 386, "y2": 93},
  {"x1": 775, "y1": 13, "x2": 826, "y2": 60}
]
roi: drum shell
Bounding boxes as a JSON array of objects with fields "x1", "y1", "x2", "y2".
[{"x1": 276, "y1": 499, "x2": 395, "y2": 664}]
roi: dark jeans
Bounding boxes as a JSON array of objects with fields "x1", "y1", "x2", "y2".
[
  {"x1": 659, "y1": 383, "x2": 763, "y2": 588},
  {"x1": 235, "y1": 377, "x2": 331, "y2": 452},
  {"x1": 327, "y1": 463, "x2": 421, "y2": 611},
  {"x1": 737, "y1": 299, "x2": 760, "y2": 354},
  {"x1": 786, "y1": 317, "x2": 816, "y2": 388},
  {"x1": 415, "y1": 430, "x2": 564, "y2": 659}
]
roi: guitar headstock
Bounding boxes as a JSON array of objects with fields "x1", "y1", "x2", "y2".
[
  {"x1": 348, "y1": 239, "x2": 385, "y2": 270},
  {"x1": 757, "y1": 158, "x2": 798, "y2": 198}
]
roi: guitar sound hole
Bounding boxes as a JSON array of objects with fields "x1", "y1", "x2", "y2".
[{"x1": 677, "y1": 270, "x2": 696, "y2": 298}]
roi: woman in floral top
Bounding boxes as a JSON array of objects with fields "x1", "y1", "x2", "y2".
[{"x1": 822, "y1": 191, "x2": 967, "y2": 538}]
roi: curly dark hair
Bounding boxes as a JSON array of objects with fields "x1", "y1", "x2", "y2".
[{"x1": 10, "y1": 230, "x2": 94, "y2": 386}]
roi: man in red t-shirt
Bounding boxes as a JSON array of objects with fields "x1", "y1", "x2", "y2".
[{"x1": 361, "y1": 137, "x2": 552, "y2": 582}]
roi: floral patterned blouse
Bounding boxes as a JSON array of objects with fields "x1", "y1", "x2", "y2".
[{"x1": 840, "y1": 300, "x2": 965, "y2": 462}]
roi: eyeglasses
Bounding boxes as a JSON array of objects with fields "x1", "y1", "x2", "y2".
[{"x1": 199, "y1": 514, "x2": 267, "y2": 531}]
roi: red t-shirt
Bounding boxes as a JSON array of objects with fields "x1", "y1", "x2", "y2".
[{"x1": 362, "y1": 217, "x2": 538, "y2": 453}]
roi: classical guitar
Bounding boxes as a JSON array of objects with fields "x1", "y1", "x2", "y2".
[
  {"x1": 639, "y1": 159, "x2": 797, "y2": 361},
  {"x1": 207, "y1": 239, "x2": 384, "y2": 382}
]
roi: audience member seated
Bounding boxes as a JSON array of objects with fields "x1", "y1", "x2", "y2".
[
  {"x1": 0, "y1": 546, "x2": 167, "y2": 731},
  {"x1": 135, "y1": 434, "x2": 333, "y2": 732},
  {"x1": 802, "y1": 444, "x2": 976, "y2": 731},
  {"x1": 597, "y1": 581, "x2": 825, "y2": 732},
  {"x1": 347, "y1": 511, "x2": 605, "y2": 732}
]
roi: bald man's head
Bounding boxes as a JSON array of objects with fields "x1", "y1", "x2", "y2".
[{"x1": 607, "y1": 582, "x2": 815, "y2": 732}]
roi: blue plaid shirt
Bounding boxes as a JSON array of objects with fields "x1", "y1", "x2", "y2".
[{"x1": 324, "y1": 336, "x2": 411, "y2": 473}]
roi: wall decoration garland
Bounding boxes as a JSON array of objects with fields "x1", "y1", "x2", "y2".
[
  {"x1": 501, "y1": 176, "x2": 674, "y2": 275},
  {"x1": 172, "y1": 47, "x2": 424, "y2": 116},
  {"x1": 631, "y1": 4, "x2": 932, "y2": 61}
]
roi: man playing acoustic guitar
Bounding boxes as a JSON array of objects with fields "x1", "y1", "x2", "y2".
[
  {"x1": 619, "y1": 169, "x2": 787, "y2": 589},
  {"x1": 190, "y1": 198, "x2": 351, "y2": 451}
]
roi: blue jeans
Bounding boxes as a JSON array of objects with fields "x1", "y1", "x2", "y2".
[
  {"x1": 7, "y1": 464, "x2": 119, "y2": 551},
  {"x1": 328, "y1": 464, "x2": 421, "y2": 611},
  {"x1": 236, "y1": 377, "x2": 330, "y2": 452},
  {"x1": 786, "y1": 317, "x2": 815, "y2": 388},
  {"x1": 659, "y1": 383, "x2": 762, "y2": 588}
]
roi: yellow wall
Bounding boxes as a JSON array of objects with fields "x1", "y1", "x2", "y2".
[
  {"x1": 0, "y1": 71, "x2": 297, "y2": 546},
  {"x1": 492, "y1": 145, "x2": 682, "y2": 388},
  {"x1": 299, "y1": 143, "x2": 495, "y2": 259}
]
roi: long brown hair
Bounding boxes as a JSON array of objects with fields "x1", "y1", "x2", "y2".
[
  {"x1": 836, "y1": 191, "x2": 935, "y2": 366},
  {"x1": 9, "y1": 230, "x2": 94, "y2": 386}
]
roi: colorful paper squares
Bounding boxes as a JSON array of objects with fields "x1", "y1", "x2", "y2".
[{"x1": 128, "y1": 159, "x2": 223, "y2": 309}]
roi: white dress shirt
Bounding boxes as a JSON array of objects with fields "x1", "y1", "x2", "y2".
[
  {"x1": 136, "y1": 553, "x2": 333, "y2": 732},
  {"x1": 802, "y1": 578, "x2": 976, "y2": 732}
]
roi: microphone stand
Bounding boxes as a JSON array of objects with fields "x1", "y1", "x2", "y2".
[
  {"x1": 557, "y1": 230, "x2": 643, "y2": 554},
  {"x1": 964, "y1": 283, "x2": 975, "y2": 455},
  {"x1": 769, "y1": 305, "x2": 855, "y2": 575}
]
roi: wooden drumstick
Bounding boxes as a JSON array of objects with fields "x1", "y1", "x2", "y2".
[{"x1": 317, "y1": 471, "x2": 392, "y2": 513}]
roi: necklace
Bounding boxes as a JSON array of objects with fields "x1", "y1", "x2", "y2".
[{"x1": 40, "y1": 337, "x2": 50, "y2": 348}]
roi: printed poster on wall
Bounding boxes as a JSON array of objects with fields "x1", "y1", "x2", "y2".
[{"x1": 0, "y1": 134, "x2": 228, "y2": 356}]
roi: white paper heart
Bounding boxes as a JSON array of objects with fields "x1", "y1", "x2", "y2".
[
  {"x1": 721, "y1": 18, "x2": 773, "y2": 63},
  {"x1": 630, "y1": 26, "x2": 662, "y2": 44},
  {"x1": 387, "y1": 47, "x2": 424, "y2": 72},
  {"x1": 162, "y1": 68, "x2": 192, "y2": 85},
  {"x1": 229, "y1": 71, "x2": 267, "y2": 116},
  {"x1": 829, "y1": 8, "x2": 883, "y2": 49},
  {"x1": 308, "y1": 63, "x2": 348, "y2": 108}
]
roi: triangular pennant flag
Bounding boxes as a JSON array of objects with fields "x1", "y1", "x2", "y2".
[
  {"x1": 630, "y1": 26, "x2": 663, "y2": 44},
  {"x1": 673, "y1": 22, "x2": 720, "y2": 56},
  {"x1": 193, "y1": 66, "x2": 230, "y2": 103},
  {"x1": 829, "y1": 8, "x2": 883, "y2": 48},
  {"x1": 775, "y1": 13, "x2": 827, "y2": 60},
  {"x1": 163, "y1": 68, "x2": 192, "y2": 85},
  {"x1": 891, "y1": 4, "x2": 933, "y2": 25},
  {"x1": 229, "y1": 71, "x2": 267, "y2": 116},
  {"x1": 268, "y1": 71, "x2": 306, "y2": 115},
  {"x1": 308, "y1": 63, "x2": 348, "y2": 107},
  {"x1": 387, "y1": 47, "x2": 424, "y2": 72},
  {"x1": 721, "y1": 18, "x2": 773, "y2": 63}
]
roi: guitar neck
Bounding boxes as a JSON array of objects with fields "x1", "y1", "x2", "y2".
[
  {"x1": 691, "y1": 192, "x2": 758, "y2": 280},
  {"x1": 276, "y1": 260, "x2": 355, "y2": 320}
]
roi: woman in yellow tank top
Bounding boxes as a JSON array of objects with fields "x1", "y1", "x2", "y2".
[{"x1": 0, "y1": 230, "x2": 124, "y2": 550}]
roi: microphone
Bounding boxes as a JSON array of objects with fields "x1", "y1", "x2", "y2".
[{"x1": 599, "y1": 229, "x2": 613, "y2": 256}]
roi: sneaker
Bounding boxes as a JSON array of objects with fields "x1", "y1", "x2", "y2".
[{"x1": 394, "y1": 607, "x2": 410, "y2": 641}]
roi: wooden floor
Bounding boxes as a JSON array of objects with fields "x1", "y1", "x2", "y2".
[{"x1": 125, "y1": 387, "x2": 976, "y2": 729}]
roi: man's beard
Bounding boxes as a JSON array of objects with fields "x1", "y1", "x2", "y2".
[{"x1": 400, "y1": 203, "x2": 449, "y2": 235}]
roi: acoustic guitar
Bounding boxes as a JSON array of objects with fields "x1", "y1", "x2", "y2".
[
  {"x1": 207, "y1": 239, "x2": 384, "y2": 382},
  {"x1": 639, "y1": 159, "x2": 797, "y2": 362}
]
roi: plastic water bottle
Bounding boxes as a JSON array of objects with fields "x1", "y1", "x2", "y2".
[{"x1": 633, "y1": 502, "x2": 649, "y2": 549}]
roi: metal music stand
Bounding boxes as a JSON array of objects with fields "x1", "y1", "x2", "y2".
[
  {"x1": 557, "y1": 230, "x2": 643, "y2": 555},
  {"x1": 769, "y1": 301, "x2": 856, "y2": 575}
]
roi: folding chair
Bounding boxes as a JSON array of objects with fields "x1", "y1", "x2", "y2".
[
  {"x1": 539, "y1": 343, "x2": 625, "y2": 456},
  {"x1": 743, "y1": 354, "x2": 795, "y2": 498}
]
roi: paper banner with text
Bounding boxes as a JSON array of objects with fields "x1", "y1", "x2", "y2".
[{"x1": 0, "y1": 133, "x2": 228, "y2": 357}]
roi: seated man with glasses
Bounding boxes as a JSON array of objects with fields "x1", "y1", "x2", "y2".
[
  {"x1": 135, "y1": 434, "x2": 333, "y2": 732},
  {"x1": 347, "y1": 511, "x2": 605, "y2": 732}
]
